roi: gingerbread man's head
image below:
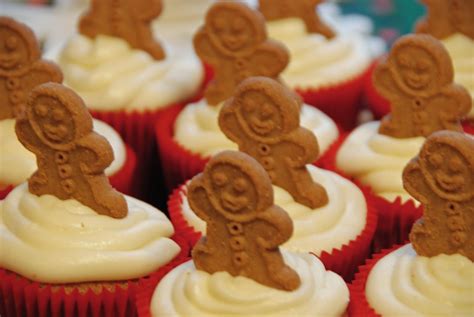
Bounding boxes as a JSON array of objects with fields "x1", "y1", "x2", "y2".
[
  {"x1": 205, "y1": 2, "x2": 267, "y2": 56},
  {"x1": 388, "y1": 34, "x2": 453, "y2": 96},
  {"x1": 27, "y1": 83, "x2": 93, "y2": 149},
  {"x1": 417, "y1": 131, "x2": 474, "y2": 202},
  {"x1": 0, "y1": 16, "x2": 40, "y2": 75},
  {"x1": 202, "y1": 151, "x2": 273, "y2": 222},
  {"x1": 231, "y1": 77, "x2": 300, "y2": 140}
]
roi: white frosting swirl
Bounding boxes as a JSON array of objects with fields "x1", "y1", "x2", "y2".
[
  {"x1": 174, "y1": 99, "x2": 339, "y2": 158},
  {"x1": 336, "y1": 121, "x2": 425, "y2": 202},
  {"x1": 181, "y1": 165, "x2": 366, "y2": 256},
  {"x1": 441, "y1": 33, "x2": 474, "y2": 118},
  {"x1": 151, "y1": 251, "x2": 349, "y2": 317},
  {"x1": 0, "y1": 183, "x2": 180, "y2": 283},
  {"x1": 59, "y1": 34, "x2": 204, "y2": 111},
  {"x1": 266, "y1": 16, "x2": 379, "y2": 89},
  {"x1": 0, "y1": 119, "x2": 126, "y2": 187},
  {"x1": 366, "y1": 244, "x2": 474, "y2": 317}
]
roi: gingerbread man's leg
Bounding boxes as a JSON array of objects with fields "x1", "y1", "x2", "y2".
[
  {"x1": 205, "y1": 80, "x2": 233, "y2": 106},
  {"x1": 137, "y1": 28, "x2": 166, "y2": 60},
  {"x1": 288, "y1": 166, "x2": 328, "y2": 209},
  {"x1": 302, "y1": 14, "x2": 334, "y2": 39},
  {"x1": 260, "y1": 250, "x2": 300, "y2": 291},
  {"x1": 84, "y1": 176, "x2": 128, "y2": 218}
]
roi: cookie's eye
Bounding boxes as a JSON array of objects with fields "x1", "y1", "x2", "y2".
[
  {"x1": 212, "y1": 171, "x2": 228, "y2": 187},
  {"x1": 261, "y1": 103, "x2": 275, "y2": 118},
  {"x1": 243, "y1": 99, "x2": 257, "y2": 112},
  {"x1": 5, "y1": 36, "x2": 18, "y2": 51},
  {"x1": 397, "y1": 54, "x2": 411, "y2": 68},
  {"x1": 449, "y1": 156, "x2": 464, "y2": 173},
  {"x1": 233, "y1": 177, "x2": 247, "y2": 193},
  {"x1": 35, "y1": 104, "x2": 48, "y2": 117},
  {"x1": 52, "y1": 107, "x2": 65, "y2": 121},
  {"x1": 232, "y1": 17, "x2": 246, "y2": 33},
  {"x1": 417, "y1": 60, "x2": 430, "y2": 71},
  {"x1": 212, "y1": 17, "x2": 227, "y2": 33},
  {"x1": 428, "y1": 153, "x2": 443, "y2": 167}
]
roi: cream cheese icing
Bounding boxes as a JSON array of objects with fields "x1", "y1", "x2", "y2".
[
  {"x1": 180, "y1": 165, "x2": 366, "y2": 256},
  {"x1": 336, "y1": 121, "x2": 425, "y2": 203},
  {"x1": 58, "y1": 34, "x2": 204, "y2": 111},
  {"x1": 174, "y1": 99, "x2": 339, "y2": 158},
  {"x1": 150, "y1": 251, "x2": 349, "y2": 317},
  {"x1": 0, "y1": 118, "x2": 126, "y2": 187},
  {"x1": 0, "y1": 183, "x2": 180, "y2": 284},
  {"x1": 441, "y1": 33, "x2": 474, "y2": 118},
  {"x1": 366, "y1": 244, "x2": 474, "y2": 317}
]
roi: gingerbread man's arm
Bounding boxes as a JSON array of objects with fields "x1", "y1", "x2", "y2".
[
  {"x1": 255, "y1": 205, "x2": 293, "y2": 249},
  {"x1": 373, "y1": 61, "x2": 398, "y2": 100},
  {"x1": 132, "y1": 0, "x2": 162, "y2": 21},
  {"x1": 193, "y1": 28, "x2": 219, "y2": 66},
  {"x1": 15, "y1": 118, "x2": 43, "y2": 156},
  {"x1": 441, "y1": 84, "x2": 472, "y2": 120},
  {"x1": 402, "y1": 159, "x2": 432, "y2": 205},
  {"x1": 76, "y1": 133, "x2": 114, "y2": 175},
  {"x1": 282, "y1": 128, "x2": 320, "y2": 167},
  {"x1": 251, "y1": 41, "x2": 289, "y2": 78},
  {"x1": 188, "y1": 174, "x2": 215, "y2": 223},
  {"x1": 218, "y1": 101, "x2": 246, "y2": 145}
]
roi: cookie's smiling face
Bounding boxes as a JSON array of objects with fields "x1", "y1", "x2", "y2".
[
  {"x1": 0, "y1": 26, "x2": 29, "y2": 71},
  {"x1": 210, "y1": 163, "x2": 258, "y2": 216},
  {"x1": 394, "y1": 45, "x2": 437, "y2": 91}
]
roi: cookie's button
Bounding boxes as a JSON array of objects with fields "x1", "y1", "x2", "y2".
[
  {"x1": 227, "y1": 222, "x2": 244, "y2": 235},
  {"x1": 229, "y1": 236, "x2": 246, "y2": 251}
]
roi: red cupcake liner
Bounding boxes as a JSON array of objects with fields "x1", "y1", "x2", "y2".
[
  {"x1": 168, "y1": 178, "x2": 378, "y2": 282},
  {"x1": 348, "y1": 244, "x2": 405, "y2": 317},
  {"x1": 0, "y1": 146, "x2": 137, "y2": 202},
  {"x1": 463, "y1": 121, "x2": 474, "y2": 135},
  {"x1": 295, "y1": 64, "x2": 372, "y2": 131},
  {"x1": 0, "y1": 234, "x2": 189, "y2": 317}
]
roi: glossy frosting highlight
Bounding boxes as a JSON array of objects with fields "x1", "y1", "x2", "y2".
[
  {"x1": 151, "y1": 251, "x2": 349, "y2": 317},
  {"x1": 0, "y1": 184, "x2": 180, "y2": 283},
  {"x1": 181, "y1": 165, "x2": 366, "y2": 256},
  {"x1": 366, "y1": 244, "x2": 474, "y2": 316}
]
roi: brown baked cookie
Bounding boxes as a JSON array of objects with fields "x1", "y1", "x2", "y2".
[
  {"x1": 403, "y1": 131, "x2": 474, "y2": 261},
  {"x1": 78, "y1": 0, "x2": 165, "y2": 60},
  {"x1": 219, "y1": 77, "x2": 328, "y2": 209},
  {"x1": 259, "y1": 0, "x2": 334, "y2": 39},
  {"x1": 0, "y1": 16, "x2": 63, "y2": 120},
  {"x1": 15, "y1": 82, "x2": 128, "y2": 219},
  {"x1": 416, "y1": 0, "x2": 474, "y2": 40},
  {"x1": 188, "y1": 150, "x2": 300, "y2": 291},
  {"x1": 194, "y1": 1, "x2": 289, "y2": 106},
  {"x1": 374, "y1": 34, "x2": 471, "y2": 138}
]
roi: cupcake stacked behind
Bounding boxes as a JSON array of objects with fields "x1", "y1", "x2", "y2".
[
  {"x1": 0, "y1": 16, "x2": 137, "y2": 198},
  {"x1": 350, "y1": 130, "x2": 474, "y2": 316},
  {"x1": 139, "y1": 150, "x2": 350, "y2": 317},
  {"x1": 334, "y1": 33, "x2": 472, "y2": 249},
  {"x1": 169, "y1": 76, "x2": 376, "y2": 281},
  {"x1": 158, "y1": 1, "x2": 341, "y2": 193},
  {"x1": 0, "y1": 82, "x2": 185, "y2": 317}
]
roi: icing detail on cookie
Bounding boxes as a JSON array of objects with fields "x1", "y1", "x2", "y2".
[
  {"x1": 403, "y1": 131, "x2": 474, "y2": 261},
  {"x1": 374, "y1": 34, "x2": 471, "y2": 138},
  {"x1": 259, "y1": 0, "x2": 334, "y2": 39},
  {"x1": 0, "y1": 17, "x2": 62, "y2": 120},
  {"x1": 219, "y1": 77, "x2": 328, "y2": 209},
  {"x1": 15, "y1": 83, "x2": 128, "y2": 219},
  {"x1": 416, "y1": 0, "x2": 474, "y2": 40},
  {"x1": 78, "y1": 0, "x2": 165, "y2": 60},
  {"x1": 194, "y1": 2, "x2": 289, "y2": 105},
  {"x1": 188, "y1": 151, "x2": 301, "y2": 291}
]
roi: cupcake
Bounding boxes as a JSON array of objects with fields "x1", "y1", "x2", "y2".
[
  {"x1": 169, "y1": 77, "x2": 376, "y2": 281},
  {"x1": 0, "y1": 17, "x2": 136, "y2": 198},
  {"x1": 350, "y1": 130, "x2": 474, "y2": 316},
  {"x1": 0, "y1": 82, "x2": 185, "y2": 317},
  {"x1": 258, "y1": 0, "x2": 384, "y2": 129},
  {"x1": 366, "y1": 0, "x2": 474, "y2": 131},
  {"x1": 334, "y1": 34, "x2": 472, "y2": 250},
  {"x1": 156, "y1": 1, "x2": 342, "y2": 192},
  {"x1": 138, "y1": 151, "x2": 349, "y2": 317}
]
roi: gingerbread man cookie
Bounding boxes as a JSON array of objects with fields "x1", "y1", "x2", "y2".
[
  {"x1": 259, "y1": 0, "x2": 335, "y2": 39},
  {"x1": 403, "y1": 131, "x2": 474, "y2": 261},
  {"x1": 219, "y1": 77, "x2": 328, "y2": 209},
  {"x1": 374, "y1": 34, "x2": 471, "y2": 138},
  {"x1": 194, "y1": 2, "x2": 289, "y2": 106},
  {"x1": 416, "y1": 0, "x2": 474, "y2": 40},
  {"x1": 78, "y1": 0, "x2": 165, "y2": 60},
  {"x1": 0, "y1": 16, "x2": 63, "y2": 120},
  {"x1": 15, "y1": 83, "x2": 128, "y2": 219},
  {"x1": 188, "y1": 150, "x2": 301, "y2": 291}
]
